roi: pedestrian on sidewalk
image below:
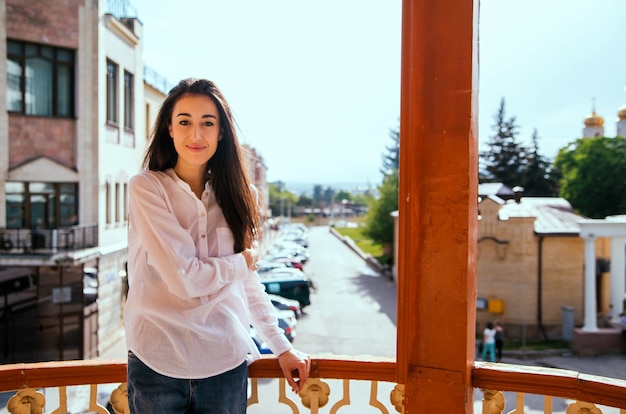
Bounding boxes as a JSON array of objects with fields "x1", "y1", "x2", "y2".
[
  {"x1": 494, "y1": 320, "x2": 504, "y2": 362},
  {"x1": 125, "y1": 78, "x2": 311, "y2": 413},
  {"x1": 481, "y1": 321, "x2": 497, "y2": 362}
]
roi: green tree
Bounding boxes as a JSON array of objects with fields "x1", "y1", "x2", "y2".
[
  {"x1": 323, "y1": 187, "x2": 334, "y2": 207},
  {"x1": 520, "y1": 128, "x2": 561, "y2": 196},
  {"x1": 352, "y1": 192, "x2": 374, "y2": 207},
  {"x1": 381, "y1": 123, "x2": 399, "y2": 175},
  {"x1": 480, "y1": 98, "x2": 528, "y2": 187},
  {"x1": 296, "y1": 194, "x2": 313, "y2": 207},
  {"x1": 364, "y1": 124, "x2": 399, "y2": 249},
  {"x1": 268, "y1": 182, "x2": 297, "y2": 217},
  {"x1": 555, "y1": 136, "x2": 626, "y2": 218},
  {"x1": 312, "y1": 185, "x2": 323, "y2": 209},
  {"x1": 333, "y1": 190, "x2": 352, "y2": 203},
  {"x1": 364, "y1": 173, "x2": 398, "y2": 247}
]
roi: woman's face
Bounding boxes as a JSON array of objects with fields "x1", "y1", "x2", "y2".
[{"x1": 168, "y1": 93, "x2": 221, "y2": 173}]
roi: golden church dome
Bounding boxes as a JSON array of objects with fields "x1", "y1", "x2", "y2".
[
  {"x1": 618, "y1": 105, "x2": 626, "y2": 121},
  {"x1": 584, "y1": 111, "x2": 604, "y2": 127}
]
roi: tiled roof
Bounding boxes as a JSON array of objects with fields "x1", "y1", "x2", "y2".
[
  {"x1": 499, "y1": 197, "x2": 586, "y2": 235},
  {"x1": 478, "y1": 182, "x2": 514, "y2": 198}
]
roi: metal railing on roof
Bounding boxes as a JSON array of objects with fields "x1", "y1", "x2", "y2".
[
  {"x1": 144, "y1": 66, "x2": 175, "y2": 95},
  {"x1": 105, "y1": 0, "x2": 138, "y2": 20}
]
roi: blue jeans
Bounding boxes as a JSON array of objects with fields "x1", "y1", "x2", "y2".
[
  {"x1": 481, "y1": 342, "x2": 496, "y2": 362},
  {"x1": 127, "y1": 351, "x2": 248, "y2": 413}
]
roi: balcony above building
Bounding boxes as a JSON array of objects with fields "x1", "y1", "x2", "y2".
[{"x1": 0, "y1": 224, "x2": 98, "y2": 260}]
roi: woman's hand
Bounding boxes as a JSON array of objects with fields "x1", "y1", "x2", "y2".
[
  {"x1": 277, "y1": 349, "x2": 311, "y2": 393},
  {"x1": 242, "y1": 248, "x2": 258, "y2": 270}
]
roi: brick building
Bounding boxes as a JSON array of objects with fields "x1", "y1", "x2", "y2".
[{"x1": 0, "y1": 0, "x2": 152, "y2": 361}]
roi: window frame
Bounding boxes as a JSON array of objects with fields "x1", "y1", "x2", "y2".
[
  {"x1": 106, "y1": 59, "x2": 119, "y2": 125},
  {"x1": 6, "y1": 39, "x2": 75, "y2": 117},
  {"x1": 123, "y1": 70, "x2": 134, "y2": 130},
  {"x1": 5, "y1": 182, "x2": 79, "y2": 229}
]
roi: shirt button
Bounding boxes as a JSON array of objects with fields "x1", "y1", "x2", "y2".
[
  {"x1": 201, "y1": 212, "x2": 206, "y2": 217},
  {"x1": 201, "y1": 234, "x2": 206, "y2": 239}
]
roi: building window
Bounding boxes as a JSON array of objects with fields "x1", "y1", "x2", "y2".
[
  {"x1": 106, "y1": 59, "x2": 118, "y2": 124},
  {"x1": 145, "y1": 103, "x2": 151, "y2": 139},
  {"x1": 123, "y1": 183, "x2": 129, "y2": 223},
  {"x1": 106, "y1": 182, "x2": 112, "y2": 225},
  {"x1": 124, "y1": 71, "x2": 134, "y2": 130},
  {"x1": 5, "y1": 182, "x2": 78, "y2": 229},
  {"x1": 6, "y1": 40, "x2": 75, "y2": 117},
  {"x1": 115, "y1": 183, "x2": 121, "y2": 223}
]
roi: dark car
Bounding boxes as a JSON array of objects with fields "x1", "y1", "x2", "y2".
[
  {"x1": 263, "y1": 254, "x2": 305, "y2": 271},
  {"x1": 267, "y1": 293, "x2": 302, "y2": 319},
  {"x1": 276, "y1": 309, "x2": 297, "y2": 342},
  {"x1": 260, "y1": 270, "x2": 312, "y2": 308}
]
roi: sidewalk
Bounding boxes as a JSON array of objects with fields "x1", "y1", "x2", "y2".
[{"x1": 502, "y1": 352, "x2": 626, "y2": 381}]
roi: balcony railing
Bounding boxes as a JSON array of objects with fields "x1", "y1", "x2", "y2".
[
  {"x1": 1, "y1": 357, "x2": 625, "y2": 413},
  {"x1": 0, "y1": 224, "x2": 98, "y2": 256}
]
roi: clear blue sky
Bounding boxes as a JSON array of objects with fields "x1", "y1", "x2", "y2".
[{"x1": 133, "y1": 0, "x2": 626, "y2": 190}]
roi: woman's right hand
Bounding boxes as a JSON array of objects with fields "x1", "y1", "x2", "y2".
[{"x1": 242, "y1": 248, "x2": 258, "y2": 270}]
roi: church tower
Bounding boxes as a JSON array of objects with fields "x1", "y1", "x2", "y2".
[
  {"x1": 582, "y1": 110, "x2": 604, "y2": 138},
  {"x1": 617, "y1": 105, "x2": 626, "y2": 137}
]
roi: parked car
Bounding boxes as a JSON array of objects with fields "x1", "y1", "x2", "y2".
[
  {"x1": 83, "y1": 272, "x2": 98, "y2": 305},
  {"x1": 260, "y1": 270, "x2": 312, "y2": 308},
  {"x1": 263, "y1": 254, "x2": 305, "y2": 271},
  {"x1": 267, "y1": 249, "x2": 309, "y2": 265},
  {"x1": 273, "y1": 239, "x2": 309, "y2": 253},
  {"x1": 276, "y1": 309, "x2": 297, "y2": 342},
  {"x1": 269, "y1": 243, "x2": 310, "y2": 264},
  {"x1": 256, "y1": 260, "x2": 290, "y2": 275},
  {"x1": 249, "y1": 327, "x2": 272, "y2": 354},
  {"x1": 280, "y1": 232, "x2": 309, "y2": 248},
  {"x1": 250, "y1": 308, "x2": 297, "y2": 352},
  {"x1": 283, "y1": 223, "x2": 309, "y2": 234},
  {"x1": 267, "y1": 293, "x2": 302, "y2": 319}
]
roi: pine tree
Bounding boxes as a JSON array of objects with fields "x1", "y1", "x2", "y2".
[
  {"x1": 520, "y1": 129, "x2": 560, "y2": 196},
  {"x1": 381, "y1": 123, "x2": 400, "y2": 176},
  {"x1": 480, "y1": 98, "x2": 528, "y2": 188}
]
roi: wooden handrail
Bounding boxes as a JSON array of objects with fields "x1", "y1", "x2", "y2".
[
  {"x1": 1, "y1": 357, "x2": 626, "y2": 411},
  {"x1": 251, "y1": 355, "x2": 397, "y2": 382},
  {"x1": 0, "y1": 356, "x2": 396, "y2": 392},
  {"x1": 0, "y1": 359, "x2": 127, "y2": 391},
  {"x1": 472, "y1": 361, "x2": 626, "y2": 410}
]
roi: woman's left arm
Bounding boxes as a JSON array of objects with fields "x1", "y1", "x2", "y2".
[
  {"x1": 245, "y1": 269, "x2": 293, "y2": 354},
  {"x1": 244, "y1": 271, "x2": 311, "y2": 393}
]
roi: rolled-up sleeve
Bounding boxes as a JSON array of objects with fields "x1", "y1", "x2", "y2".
[{"x1": 245, "y1": 270, "x2": 293, "y2": 355}]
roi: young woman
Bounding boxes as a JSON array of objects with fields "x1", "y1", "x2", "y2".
[{"x1": 125, "y1": 78, "x2": 310, "y2": 413}]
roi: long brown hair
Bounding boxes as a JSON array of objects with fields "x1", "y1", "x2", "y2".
[{"x1": 142, "y1": 78, "x2": 259, "y2": 252}]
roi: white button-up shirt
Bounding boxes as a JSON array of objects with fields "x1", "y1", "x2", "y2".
[{"x1": 125, "y1": 169, "x2": 292, "y2": 379}]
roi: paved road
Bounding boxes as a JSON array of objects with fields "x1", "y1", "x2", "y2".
[
  {"x1": 249, "y1": 225, "x2": 399, "y2": 413},
  {"x1": 290, "y1": 226, "x2": 397, "y2": 358}
]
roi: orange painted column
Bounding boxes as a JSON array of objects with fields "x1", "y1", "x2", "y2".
[{"x1": 397, "y1": 0, "x2": 479, "y2": 412}]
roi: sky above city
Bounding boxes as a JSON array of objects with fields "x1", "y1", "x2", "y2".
[{"x1": 132, "y1": 0, "x2": 626, "y2": 190}]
